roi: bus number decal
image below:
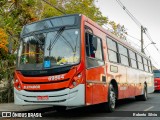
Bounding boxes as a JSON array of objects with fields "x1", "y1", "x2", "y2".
[{"x1": 48, "y1": 75, "x2": 65, "y2": 81}]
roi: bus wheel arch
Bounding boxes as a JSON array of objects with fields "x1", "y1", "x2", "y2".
[{"x1": 135, "y1": 82, "x2": 148, "y2": 101}]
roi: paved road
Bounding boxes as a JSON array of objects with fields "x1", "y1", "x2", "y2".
[
  {"x1": 2, "y1": 92, "x2": 160, "y2": 120},
  {"x1": 40, "y1": 92, "x2": 160, "y2": 120}
]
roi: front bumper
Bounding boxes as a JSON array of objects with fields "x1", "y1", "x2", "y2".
[{"x1": 14, "y1": 84, "x2": 85, "y2": 107}]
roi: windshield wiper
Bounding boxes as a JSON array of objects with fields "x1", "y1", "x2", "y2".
[
  {"x1": 47, "y1": 26, "x2": 65, "y2": 51},
  {"x1": 47, "y1": 26, "x2": 76, "y2": 59},
  {"x1": 45, "y1": 27, "x2": 79, "y2": 65}
]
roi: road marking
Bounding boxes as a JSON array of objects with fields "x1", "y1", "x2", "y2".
[{"x1": 144, "y1": 106, "x2": 154, "y2": 111}]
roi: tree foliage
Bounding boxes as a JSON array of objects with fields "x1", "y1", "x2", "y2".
[
  {"x1": 42, "y1": 0, "x2": 63, "y2": 18},
  {"x1": 109, "y1": 21, "x2": 127, "y2": 40},
  {"x1": 0, "y1": 0, "x2": 44, "y2": 57},
  {"x1": 0, "y1": 28, "x2": 8, "y2": 59},
  {"x1": 42, "y1": 0, "x2": 108, "y2": 26},
  {"x1": 65, "y1": 0, "x2": 108, "y2": 25},
  {"x1": 0, "y1": 0, "x2": 42, "y2": 35}
]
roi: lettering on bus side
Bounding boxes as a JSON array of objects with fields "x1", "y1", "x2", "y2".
[{"x1": 24, "y1": 85, "x2": 40, "y2": 89}]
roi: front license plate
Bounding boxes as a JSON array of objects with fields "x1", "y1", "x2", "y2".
[{"x1": 37, "y1": 96, "x2": 49, "y2": 101}]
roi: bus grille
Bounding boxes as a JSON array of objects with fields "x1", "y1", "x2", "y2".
[{"x1": 24, "y1": 99, "x2": 66, "y2": 103}]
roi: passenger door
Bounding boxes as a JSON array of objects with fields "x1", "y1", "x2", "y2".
[{"x1": 85, "y1": 32, "x2": 106, "y2": 105}]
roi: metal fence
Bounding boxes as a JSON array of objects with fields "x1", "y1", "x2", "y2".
[{"x1": 0, "y1": 60, "x2": 15, "y2": 103}]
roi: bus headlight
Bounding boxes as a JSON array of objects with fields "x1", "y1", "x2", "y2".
[{"x1": 69, "y1": 73, "x2": 83, "y2": 88}]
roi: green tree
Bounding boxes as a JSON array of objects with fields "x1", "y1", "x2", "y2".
[
  {"x1": 42, "y1": 0, "x2": 126, "y2": 39},
  {"x1": 42, "y1": 0, "x2": 108, "y2": 26},
  {"x1": 0, "y1": 0, "x2": 42, "y2": 34},
  {"x1": 109, "y1": 21, "x2": 117, "y2": 34},
  {"x1": 0, "y1": 28, "x2": 8, "y2": 59},
  {"x1": 65, "y1": 0, "x2": 108, "y2": 25},
  {"x1": 0, "y1": 0, "x2": 43, "y2": 54},
  {"x1": 42, "y1": 0, "x2": 63, "y2": 18},
  {"x1": 109, "y1": 21, "x2": 127, "y2": 40}
]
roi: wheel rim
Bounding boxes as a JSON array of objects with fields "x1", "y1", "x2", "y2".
[{"x1": 110, "y1": 86, "x2": 116, "y2": 109}]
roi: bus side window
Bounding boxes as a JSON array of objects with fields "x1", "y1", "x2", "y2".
[
  {"x1": 85, "y1": 33, "x2": 97, "y2": 58},
  {"x1": 137, "y1": 54, "x2": 144, "y2": 70},
  {"x1": 129, "y1": 50, "x2": 138, "y2": 69},
  {"x1": 85, "y1": 33, "x2": 90, "y2": 57},
  {"x1": 107, "y1": 38, "x2": 119, "y2": 63},
  {"x1": 118, "y1": 44, "x2": 129, "y2": 66},
  {"x1": 85, "y1": 32, "x2": 104, "y2": 68},
  {"x1": 143, "y1": 58, "x2": 149, "y2": 72}
]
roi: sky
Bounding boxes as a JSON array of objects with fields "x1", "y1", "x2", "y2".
[{"x1": 96, "y1": 0, "x2": 160, "y2": 69}]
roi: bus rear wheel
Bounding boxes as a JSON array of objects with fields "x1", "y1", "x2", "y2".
[
  {"x1": 102, "y1": 84, "x2": 116, "y2": 112},
  {"x1": 135, "y1": 84, "x2": 147, "y2": 101}
]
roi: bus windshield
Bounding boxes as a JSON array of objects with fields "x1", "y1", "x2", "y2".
[
  {"x1": 153, "y1": 70, "x2": 160, "y2": 78},
  {"x1": 17, "y1": 28, "x2": 80, "y2": 70},
  {"x1": 154, "y1": 72, "x2": 160, "y2": 78}
]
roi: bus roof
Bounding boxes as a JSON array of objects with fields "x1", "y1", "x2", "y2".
[{"x1": 24, "y1": 14, "x2": 80, "y2": 26}]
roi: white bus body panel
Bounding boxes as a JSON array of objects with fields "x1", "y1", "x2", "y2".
[{"x1": 14, "y1": 84, "x2": 85, "y2": 106}]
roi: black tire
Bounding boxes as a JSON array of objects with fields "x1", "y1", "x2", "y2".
[
  {"x1": 135, "y1": 84, "x2": 147, "y2": 101},
  {"x1": 102, "y1": 84, "x2": 116, "y2": 112},
  {"x1": 54, "y1": 106, "x2": 66, "y2": 112}
]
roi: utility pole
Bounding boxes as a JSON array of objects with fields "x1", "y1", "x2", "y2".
[
  {"x1": 141, "y1": 26, "x2": 146, "y2": 53},
  {"x1": 141, "y1": 26, "x2": 144, "y2": 53},
  {"x1": 115, "y1": 0, "x2": 147, "y2": 53}
]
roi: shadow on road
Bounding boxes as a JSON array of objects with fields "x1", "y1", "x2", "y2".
[
  {"x1": 42, "y1": 97, "x2": 148, "y2": 118},
  {"x1": 154, "y1": 90, "x2": 160, "y2": 93}
]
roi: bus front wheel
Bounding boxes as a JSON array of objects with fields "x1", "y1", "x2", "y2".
[{"x1": 102, "y1": 84, "x2": 116, "y2": 112}]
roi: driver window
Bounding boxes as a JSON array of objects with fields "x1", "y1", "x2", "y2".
[{"x1": 85, "y1": 32, "x2": 104, "y2": 68}]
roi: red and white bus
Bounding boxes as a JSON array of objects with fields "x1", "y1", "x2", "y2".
[
  {"x1": 153, "y1": 70, "x2": 160, "y2": 91},
  {"x1": 14, "y1": 14, "x2": 154, "y2": 112}
]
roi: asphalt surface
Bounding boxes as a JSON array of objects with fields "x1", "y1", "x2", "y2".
[
  {"x1": 38, "y1": 92, "x2": 160, "y2": 119},
  {"x1": 2, "y1": 92, "x2": 160, "y2": 120}
]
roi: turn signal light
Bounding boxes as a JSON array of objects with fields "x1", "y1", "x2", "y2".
[
  {"x1": 15, "y1": 79, "x2": 19, "y2": 83},
  {"x1": 14, "y1": 79, "x2": 21, "y2": 90}
]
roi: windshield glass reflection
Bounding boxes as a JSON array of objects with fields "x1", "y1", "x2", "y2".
[{"x1": 17, "y1": 28, "x2": 80, "y2": 70}]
